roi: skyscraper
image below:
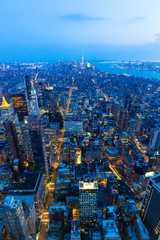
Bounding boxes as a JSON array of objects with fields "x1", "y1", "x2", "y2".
[
  {"x1": 81, "y1": 51, "x2": 84, "y2": 68},
  {"x1": 141, "y1": 173, "x2": 160, "y2": 239},
  {"x1": 28, "y1": 115, "x2": 48, "y2": 175},
  {"x1": 0, "y1": 196, "x2": 29, "y2": 240},
  {"x1": 3, "y1": 120, "x2": 21, "y2": 162},
  {"x1": 21, "y1": 117, "x2": 34, "y2": 166},
  {"x1": 117, "y1": 108, "x2": 129, "y2": 131},
  {"x1": 30, "y1": 81, "x2": 40, "y2": 116},
  {"x1": 79, "y1": 181, "x2": 98, "y2": 223},
  {"x1": 129, "y1": 118, "x2": 137, "y2": 142},
  {"x1": 37, "y1": 82, "x2": 44, "y2": 109},
  {"x1": 11, "y1": 93, "x2": 28, "y2": 121},
  {"x1": 0, "y1": 96, "x2": 14, "y2": 124},
  {"x1": 24, "y1": 74, "x2": 31, "y2": 101}
]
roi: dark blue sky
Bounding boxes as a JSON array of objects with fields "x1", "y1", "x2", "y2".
[{"x1": 0, "y1": 0, "x2": 160, "y2": 62}]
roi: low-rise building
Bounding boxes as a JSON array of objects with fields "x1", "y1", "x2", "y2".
[{"x1": 103, "y1": 220, "x2": 121, "y2": 240}]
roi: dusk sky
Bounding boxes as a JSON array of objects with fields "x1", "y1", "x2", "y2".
[{"x1": 1, "y1": 0, "x2": 160, "y2": 62}]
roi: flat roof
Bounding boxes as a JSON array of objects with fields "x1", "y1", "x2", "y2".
[
  {"x1": 123, "y1": 152, "x2": 133, "y2": 162},
  {"x1": 8, "y1": 172, "x2": 43, "y2": 194},
  {"x1": 106, "y1": 147, "x2": 119, "y2": 155},
  {"x1": 103, "y1": 220, "x2": 120, "y2": 238}
]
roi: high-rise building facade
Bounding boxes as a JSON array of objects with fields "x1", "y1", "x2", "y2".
[
  {"x1": 37, "y1": 82, "x2": 44, "y2": 109},
  {"x1": 11, "y1": 93, "x2": 28, "y2": 121},
  {"x1": 3, "y1": 120, "x2": 21, "y2": 162},
  {"x1": 141, "y1": 173, "x2": 160, "y2": 239},
  {"x1": 20, "y1": 117, "x2": 34, "y2": 166},
  {"x1": 129, "y1": 118, "x2": 137, "y2": 141},
  {"x1": 24, "y1": 74, "x2": 31, "y2": 101},
  {"x1": 0, "y1": 196, "x2": 29, "y2": 240},
  {"x1": 79, "y1": 181, "x2": 98, "y2": 223},
  {"x1": 0, "y1": 96, "x2": 15, "y2": 125},
  {"x1": 28, "y1": 115, "x2": 48, "y2": 175},
  {"x1": 30, "y1": 81, "x2": 40, "y2": 116}
]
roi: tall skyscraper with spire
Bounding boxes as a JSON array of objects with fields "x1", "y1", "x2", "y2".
[
  {"x1": 29, "y1": 81, "x2": 40, "y2": 116},
  {"x1": 0, "y1": 96, "x2": 13, "y2": 120},
  {"x1": 24, "y1": 74, "x2": 31, "y2": 101},
  {"x1": 81, "y1": 51, "x2": 84, "y2": 68},
  {"x1": 0, "y1": 96, "x2": 18, "y2": 127}
]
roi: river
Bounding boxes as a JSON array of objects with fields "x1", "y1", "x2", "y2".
[{"x1": 95, "y1": 62, "x2": 160, "y2": 80}]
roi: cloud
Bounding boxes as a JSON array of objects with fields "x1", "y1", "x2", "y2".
[
  {"x1": 155, "y1": 33, "x2": 160, "y2": 42},
  {"x1": 59, "y1": 14, "x2": 106, "y2": 22},
  {"x1": 130, "y1": 17, "x2": 146, "y2": 22}
]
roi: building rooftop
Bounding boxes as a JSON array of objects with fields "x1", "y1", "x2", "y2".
[
  {"x1": 123, "y1": 152, "x2": 133, "y2": 162},
  {"x1": 0, "y1": 96, "x2": 10, "y2": 108},
  {"x1": 11, "y1": 195, "x2": 34, "y2": 207},
  {"x1": 106, "y1": 147, "x2": 119, "y2": 155},
  {"x1": 0, "y1": 177, "x2": 10, "y2": 191},
  {"x1": 71, "y1": 229, "x2": 81, "y2": 239},
  {"x1": 79, "y1": 181, "x2": 98, "y2": 190},
  {"x1": 49, "y1": 205, "x2": 67, "y2": 212},
  {"x1": 8, "y1": 172, "x2": 43, "y2": 195},
  {"x1": 103, "y1": 220, "x2": 121, "y2": 238},
  {"x1": 150, "y1": 173, "x2": 160, "y2": 188},
  {"x1": 2, "y1": 196, "x2": 20, "y2": 209}
]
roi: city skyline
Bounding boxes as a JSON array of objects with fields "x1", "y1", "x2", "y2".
[
  {"x1": 0, "y1": 0, "x2": 160, "y2": 239},
  {"x1": 0, "y1": 60, "x2": 159, "y2": 239}
]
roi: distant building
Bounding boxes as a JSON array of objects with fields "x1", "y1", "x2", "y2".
[
  {"x1": 21, "y1": 117, "x2": 34, "y2": 165},
  {"x1": 65, "y1": 119, "x2": 83, "y2": 135},
  {"x1": 25, "y1": 74, "x2": 31, "y2": 101},
  {"x1": 129, "y1": 118, "x2": 137, "y2": 141},
  {"x1": 37, "y1": 82, "x2": 44, "y2": 109},
  {"x1": 30, "y1": 81, "x2": 40, "y2": 116},
  {"x1": 136, "y1": 113, "x2": 142, "y2": 133},
  {"x1": 0, "y1": 96, "x2": 16, "y2": 125},
  {"x1": 11, "y1": 93, "x2": 28, "y2": 122}
]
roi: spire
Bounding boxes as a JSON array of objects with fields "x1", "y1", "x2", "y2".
[
  {"x1": 81, "y1": 50, "x2": 84, "y2": 67},
  {"x1": 0, "y1": 96, "x2": 10, "y2": 108},
  {"x1": 31, "y1": 81, "x2": 36, "y2": 95}
]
